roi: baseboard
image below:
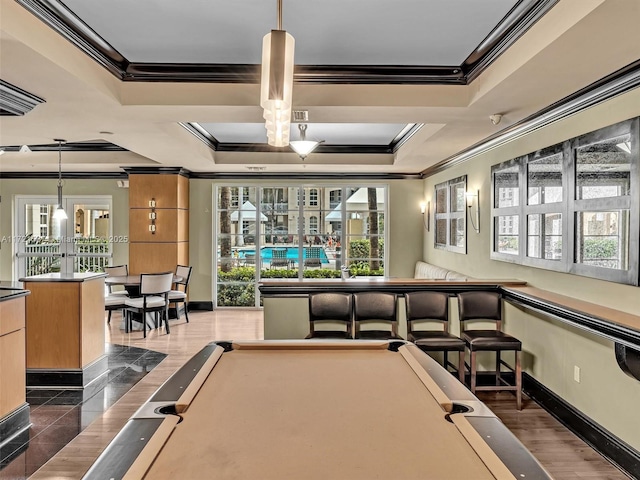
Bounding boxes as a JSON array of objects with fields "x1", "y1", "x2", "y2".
[
  {"x1": 523, "y1": 372, "x2": 640, "y2": 478},
  {"x1": 187, "y1": 301, "x2": 213, "y2": 311},
  {"x1": 26, "y1": 355, "x2": 109, "y2": 389},
  {"x1": 0, "y1": 403, "x2": 30, "y2": 467}
]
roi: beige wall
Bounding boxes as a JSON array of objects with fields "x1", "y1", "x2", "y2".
[
  {"x1": 0, "y1": 179, "x2": 129, "y2": 281},
  {"x1": 188, "y1": 179, "x2": 425, "y2": 302},
  {"x1": 1, "y1": 177, "x2": 424, "y2": 296},
  {"x1": 422, "y1": 87, "x2": 640, "y2": 449}
]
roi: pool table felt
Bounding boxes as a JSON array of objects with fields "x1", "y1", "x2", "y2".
[{"x1": 130, "y1": 342, "x2": 512, "y2": 480}]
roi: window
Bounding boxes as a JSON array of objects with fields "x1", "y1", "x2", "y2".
[
  {"x1": 329, "y1": 190, "x2": 341, "y2": 209},
  {"x1": 214, "y1": 185, "x2": 388, "y2": 307},
  {"x1": 491, "y1": 118, "x2": 638, "y2": 284},
  {"x1": 434, "y1": 175, "x2": 467, "y2": 254},
  {"x1": 309, "y1": 216, "x2": 318, "y2": 233},
  {"x1": 309, "y1": 189, "x2": 318, "y2": 206}
]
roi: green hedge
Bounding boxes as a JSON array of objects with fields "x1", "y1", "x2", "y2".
[{"x1": 217, "y1": 267, "x2": 341, "y2": 306}]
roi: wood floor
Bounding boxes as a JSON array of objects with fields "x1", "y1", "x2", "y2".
[{"x1": 26, "y1": 310, "x2": 629, "y2": 480}]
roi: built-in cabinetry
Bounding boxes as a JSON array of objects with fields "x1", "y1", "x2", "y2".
[
  {"x1": 20, "y1": 273, "x2": 107, "y2": 389},
  {"x1": 0, "y1": 287, "x2": 30, "y2": 466}
]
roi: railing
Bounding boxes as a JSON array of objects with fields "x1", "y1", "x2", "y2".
[
  {"x1": 24, "y1": 242, "x2": 60, "y2": 275},
  {"x1": 23, "y1": 238, "x2": 110, "y2": 275}
]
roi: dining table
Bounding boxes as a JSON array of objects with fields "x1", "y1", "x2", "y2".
[{"x1": 105, "y1": 274, "x2": 183, "y2": 330}]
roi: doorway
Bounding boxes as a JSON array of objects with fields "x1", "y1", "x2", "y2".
[{"x1": 14, "y1": 196, "x2": 113, "y2": 279}]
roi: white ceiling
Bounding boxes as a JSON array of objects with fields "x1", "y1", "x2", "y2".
[
  {"x1": 62, "y1": 0, "x2": 517, "y2": 65},
  {"x1": 1, "y1": 0, "x2": 640, "y2": 174}
]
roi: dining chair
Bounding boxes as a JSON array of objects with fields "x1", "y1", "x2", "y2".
[
  {"x1": 105, "y1": 294, "x2": 128, "y2": 325},
  {"x1": 124, "y1": 272, "x2": 173, "y2": 338},
  {"x1": 169, "y1": 265, "x2": 193, "y2": 323},
  {"x1": 104, "y1": 265, "x2": 129, "y2": 297}
]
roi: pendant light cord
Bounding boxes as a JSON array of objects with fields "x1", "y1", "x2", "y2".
[
  {"x1": 277, "y1": 0, "x2": 282, "y2": 30},
  {"x1": 57, "y1": 140, "x2": 63, "y2": 188}
]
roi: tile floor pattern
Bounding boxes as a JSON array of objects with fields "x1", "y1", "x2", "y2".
[{"x1": 0, "y1": 344, "x2": 167, "y2": 479}]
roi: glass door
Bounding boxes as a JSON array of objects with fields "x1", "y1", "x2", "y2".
[{"x1": 15, "y1": 196, "x2": 113, "y2": 279}]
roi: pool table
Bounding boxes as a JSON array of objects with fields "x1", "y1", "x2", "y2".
[{"x1": 83, "y1": 340, "x2": 551, "y2": 480}]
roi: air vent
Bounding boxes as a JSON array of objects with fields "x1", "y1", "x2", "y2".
[{"x1": 292, "y1": 110, "x2": 309, "y2": 122}]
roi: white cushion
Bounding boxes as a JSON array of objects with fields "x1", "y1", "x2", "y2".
[
  {"x1": 125, "y1": 296, "x2": 167, "y2": 309},
  {"x1": 109, "y1": 290, "x2": 129, "y2": 296},
  {"x1": 168, "y1": 290, "x2": 187, "y2": 300},
  {"x1": 105, "y1": 296, "x2": 127, "y2": 307}
]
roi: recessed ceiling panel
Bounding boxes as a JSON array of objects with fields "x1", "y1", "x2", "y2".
[
  {"x1": 199, "y1": 123, "x2": 409, "y2": 145},
  {"x1": 62, "y1": 0, "x2": 518, "y2": 65}
]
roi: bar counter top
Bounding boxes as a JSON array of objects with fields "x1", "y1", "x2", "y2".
[
  {"x1": 0, "y1": 286, "x2": 30, "y2": 302},
  {"x1": 19, "y1": 272, "x2": 107, "y2": 282},
  {"x1": 259, "y1": 277, "x2": 527, "y2": 295}
]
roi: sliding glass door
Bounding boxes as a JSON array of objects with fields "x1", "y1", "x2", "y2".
[{"x1": 213, "y1": 185, "x2": 387, "y2": 308}]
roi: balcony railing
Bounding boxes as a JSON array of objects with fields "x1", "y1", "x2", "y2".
[{"x1": 23, "y1": 238, "x2": 110, "y2": 275}]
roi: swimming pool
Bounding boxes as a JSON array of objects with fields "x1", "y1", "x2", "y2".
[{"x1": 237, "y1": 246, "x2": 329, "y2": 264}]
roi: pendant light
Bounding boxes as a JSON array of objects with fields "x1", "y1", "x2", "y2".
[{"x1": 52, "y1": 139, "x2": 67, "y2": 220}]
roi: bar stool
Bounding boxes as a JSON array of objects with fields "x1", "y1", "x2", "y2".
[
  {"x1": 405, "y1": 291, "x2": 465, "y2": 382},
  {"x1": 307, "y1": 292, "x2": 353, "y2": 339},
  {"x1": 353, "y1": 292, "x2": 401, "y2": 340},
  {"x1": 458, "y1": 291, "x2": 522, "y2": 410}
]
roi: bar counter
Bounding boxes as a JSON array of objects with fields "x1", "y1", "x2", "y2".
[
  {"x1": 259, "y1": 277, "x2": 527, "y2": 339},
  {"x1": 19, "y1": 272, "x2": 107, "y2": 389}
]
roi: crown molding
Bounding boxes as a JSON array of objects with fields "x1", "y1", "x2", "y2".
[
  {"x1": 0, "y1": 79, "x2": 46, "y2": 116},
  {"x1": 422, "y1": 58, "x2": 640, "y2": 177}
]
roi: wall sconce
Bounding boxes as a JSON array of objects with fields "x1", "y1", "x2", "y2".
[
  {"x1": 419, "y1": 201, "x2": 430, "y2": 231},
  {"x1": 149, "y1": 198, "x2": 156, "y2": 234},
  {"x1": 466, "y1": 190, "x2": 480, "y2": 233}
]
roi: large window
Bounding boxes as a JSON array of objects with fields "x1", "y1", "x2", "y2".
[
  {"x1": 491, "y1": 118, "x2": 638, "y2": 284},
  {"x1": 214, "y1": 185, "x2": 388, "y2": 307},
  {"x1": 434, "y1": 176, "x2": 467, "y2": 254}
]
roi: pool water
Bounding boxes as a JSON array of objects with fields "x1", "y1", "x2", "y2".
[{"x1": 238, "y1": 246, "x2": 329, "y2": 264}]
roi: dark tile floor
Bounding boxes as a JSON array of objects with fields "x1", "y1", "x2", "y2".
[{"x1": 0, "y1": 344, "x2": 167, "y2": 479}]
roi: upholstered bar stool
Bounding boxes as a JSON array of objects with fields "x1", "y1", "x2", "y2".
[
  {"x1": 405, "y1": 291, "x2": 465, "y2": 382},
  {"x1": 307, "y1": 292, "x2": 353, "y2": 339},
  {"x1": 458, "y1": 291, "x2": 522, "y2": 410},
  {"x1": 353, "y1": 292, "x2": 401, "y2": 340}
]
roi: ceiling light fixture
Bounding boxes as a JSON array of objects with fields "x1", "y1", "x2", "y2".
[
  {"x1": 290, "y1": 124, "x2": 322, "y2": 160},
  {"x1": 260, "y1": 0, "x2": 294, "y2": 147},
  {"x1": 19, "y1": 144, "x2": 32, "y2": 153},
  {"x1": 52, "y1": 139, "x2": 68, "y2": 220}
]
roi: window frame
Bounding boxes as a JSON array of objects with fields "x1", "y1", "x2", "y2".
[
  {"x1": 490, "y1": 118, "x2": 639, "y2": 285},
  {"x1": 434, "y1": 175, "x2": 467, "y2": 254}
]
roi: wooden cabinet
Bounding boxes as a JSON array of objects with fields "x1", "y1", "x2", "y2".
[
  {"x1": 21, "y1": 273, "x2": 107, "y2": 388},
  {"x1": 0, "y1": 289, "x2": 30, "y2": 459}
]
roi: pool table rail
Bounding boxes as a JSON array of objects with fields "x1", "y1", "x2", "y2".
[{"x1": 82, "y1": 340, "x2": 552, "y2": 480}]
